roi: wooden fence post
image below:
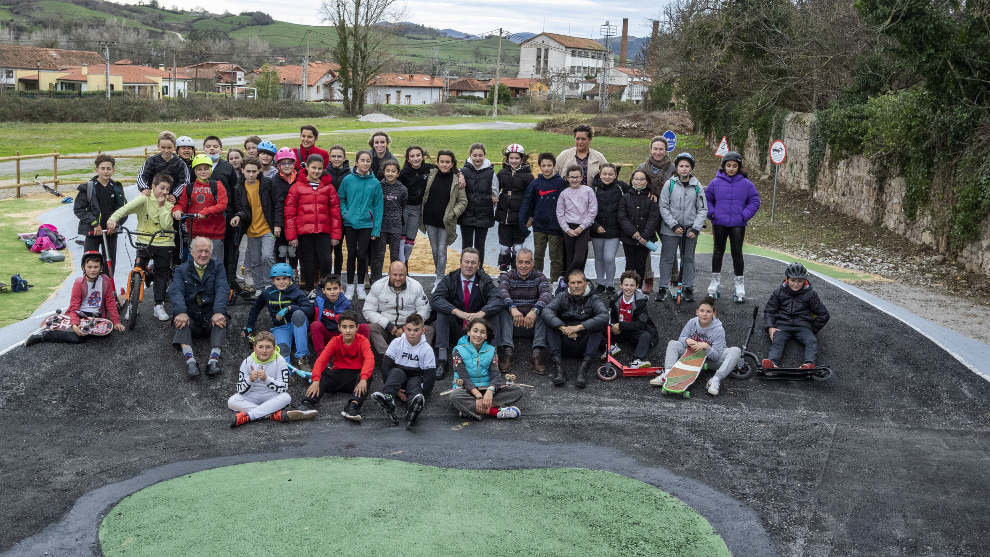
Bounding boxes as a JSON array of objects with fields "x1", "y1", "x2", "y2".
[
  {"x1": 15, "y1": 151, "x2": 21, "y2": 198},
  {"x1": 53, "y1": 147, "x2": 58, "y2": 192}
]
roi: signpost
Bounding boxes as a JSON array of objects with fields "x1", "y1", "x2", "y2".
[
  {"x1": 663, "y1": 130, "x2": 677, "y2": 152},
  {"x1": 714, "y1": 136, "x2": 729, "y2": 158},
  {"x1": 769, "y1": 139, "x2": 787, "y2": 222}
]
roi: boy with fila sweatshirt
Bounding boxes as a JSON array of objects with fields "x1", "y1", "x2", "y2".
[
  {"x1": 229, "y1": 331, "x2": 317, "y2": 428},
  {"x1": 651, "y1": 296, "x2": 742, "y2": 396},
  {"x1": 371, "y1": 313, "x2": 437, "y2": 429},
  {"x1": 302, "y1": 311, "x2": 375, "y2": 422}
]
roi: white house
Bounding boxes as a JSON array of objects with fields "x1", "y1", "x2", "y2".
[
  {"x1": 365, "y1": 73, "x2": 445, "y2": 105},
  {"x1": 517, "y1": 32, "x2": 608, "y2": 98},
  {"x1": 255, "y1": 62, "x2": 340, "y2": 101}
]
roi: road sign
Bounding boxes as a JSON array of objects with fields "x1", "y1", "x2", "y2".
[
  {"x1": 769, "y1": 140, "x2": 787, "y2": 165},
  {"x1": 663, "y1": 130, "x2": 677, "y2": 152},
  {"x1": 714, "y1": 136, "x2": 729, "y2": 158}
]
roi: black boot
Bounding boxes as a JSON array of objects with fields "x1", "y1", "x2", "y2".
[
  {"x1": 575, "y1": 358, "x2": 590, "y2": 389},
  {"x1": 435, "y1": 348, "x2": 448, "y2": 380},
  {"x1": 551, "y1": 356, "x2": 566, "y2": 386},
  {"x1": 497, "y1": 252, "x2": 511, "y2": 272},
  {"x1": 499, "y1": 346, "x2": 513, "y2": 372}
]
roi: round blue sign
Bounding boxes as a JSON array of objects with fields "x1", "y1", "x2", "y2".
[{"x1": 663, "y1": 130, "x2": 677, "y2": 152}]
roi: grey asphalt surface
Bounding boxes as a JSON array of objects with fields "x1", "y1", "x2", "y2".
[{"x1": 1, "y1": 256, "x2": 988, "y2": 556}]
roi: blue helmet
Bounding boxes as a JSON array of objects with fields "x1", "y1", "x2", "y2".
[
  {"x1": 673, "y1": 152, "x2": 695, "y2": 169},
  {"x1": 269, "y1": 263, "x2": 293, "y2": 278},
  {"x1": 258, "y1": 140, "x2": 277, "y2": 155}
]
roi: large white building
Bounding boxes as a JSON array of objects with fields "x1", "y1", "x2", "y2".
[
  {"x1": 365, "y1": 73, "x2": 445, "y2": 105},
  {"x1": 517, "y1": 32, "x2": 608, "y2": 98}
]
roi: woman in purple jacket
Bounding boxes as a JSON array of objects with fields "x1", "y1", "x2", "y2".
[{"x1": 704, "y1": 151, "x2": 760, "y2": 302}]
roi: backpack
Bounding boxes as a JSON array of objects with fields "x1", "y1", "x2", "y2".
[
  {"x1": 30, "y1": 224, "x2": 65, "y2": 252},
  {"x1": 667, "y1": 178, "x2": 703, "y2": 211},
  {"x1": 11, "y1": 274, "x2": 32, "y2": 292}
]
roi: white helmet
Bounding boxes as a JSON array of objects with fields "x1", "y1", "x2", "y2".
[
  {"x1": 504, "y1": 143, "x2": 525, "y2": 155},
  {"x1": 176, "y1": 136, "x2": 195, "y2": 148}
]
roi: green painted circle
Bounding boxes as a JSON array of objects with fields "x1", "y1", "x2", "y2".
[{"x1": 99, "y1": 457, "x2": 729, "y2": 556}]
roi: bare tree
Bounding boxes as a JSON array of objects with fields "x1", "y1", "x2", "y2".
[{"x1": 320, "y1": 0, "x2": 401, "y2": 115}]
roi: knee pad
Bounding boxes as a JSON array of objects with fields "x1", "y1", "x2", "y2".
[
  {"x1": 278, "y1": 343, "x2": 291, "y2": 355},
  {"x1": 291, "y1": 309, "x2": 307, "y2": 327}
]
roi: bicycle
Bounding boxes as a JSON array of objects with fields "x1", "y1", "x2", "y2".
[{"x1": 116, "y1": 227, "x2": 175, "y2": 330}]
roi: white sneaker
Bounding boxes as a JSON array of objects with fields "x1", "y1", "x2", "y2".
[
  {"x1": 254, "y1": 289, "x2": 263, "y2": 298},
  {"x1": 153, "y1": 303, "x2": 169, "y2": 321},
  {"x1": 345, "y1": 283, "x2": 356, "y2": 299},
  {"x1": 608, "y1": 343, "x2": 622, "y2": 356},
  {"x1": 649, "y1": 372, "x2": 667, "y2": 387},
  {"x1": 708, "y1": 273, "x2": 720, "y2": 296},
  {"x1": 356, "y1": 284, "x2": 367, "y2": 301},
  {"x1": 629, "y1": 359, "x2": 651, "y2": 369},
  {"x1": 496, "y1": 406, "x2": 520, "y2": 419},
  {"x1": 706, "y1": 377, "x2": 721, "y2": 396}
]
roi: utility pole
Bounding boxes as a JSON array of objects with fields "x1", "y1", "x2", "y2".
[
  {"x1": 99, "y1": 41, "x2": 116, "y2": 100},
  {"x1": 492, "y1": 27, "x2": 504, "y2": 119},
  {"x1": 300, "y1": 34, "x2": 310, "y2": 101},
  {"x1": 171, "y1": 49, "x2": 177, "y2": 99},
  {"x1": 599, "y1": 21, "x2": 615, "y2": 113}
]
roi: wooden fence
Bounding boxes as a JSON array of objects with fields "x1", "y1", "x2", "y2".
[{"x1": 0, "y1": 148, "x2": 159, "y2": 198}]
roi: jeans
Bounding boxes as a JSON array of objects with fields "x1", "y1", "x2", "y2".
[
  {"x1": 658, "y1": 233, "x2": 699, "y2": 288},
  {"x1": 712, "y1": 225, "x2": 746, "y2": 275},
  {"x1": 495, "y1": 310, "x2": 547, "y2": 349},
  {"x1": 401, "y1": 205, "x2": 421, "y2": 264},
  {"x1": 209, "y1": 239, "x2": 224, "y2": 266},
  {"x1": 533, "y1": 231, "x2": 564, "y2": 281},
  {"x1": 767, "y1": 326, "x2": 819, "y2": 364},
  {"x1": 271, "y1": 309, "x2": 310, "y2": 358},
  {"x1": 172, "y1": 314, "x2": 227, "y2": 348},
  {"x1": 592, "y1": 237, "x2": 620, "y2": 288},
  {"x1": 245, "y1": 233, "x2": 275, "y2": 290},
  {"x1": 425, "y1": 225, "x2": 448, "y2": 279},
  {"x1": 665, "y1": 340, "x2": 742, "y2": 380}
]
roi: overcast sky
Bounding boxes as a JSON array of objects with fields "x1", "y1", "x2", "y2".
[{"x1": 114, "y1": 0, "x2": 660, "y2": 38}]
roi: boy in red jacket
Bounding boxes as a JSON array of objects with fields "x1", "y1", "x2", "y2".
[
  {"x1": 301, "y1": 311, "x2": 374, "y2": 422},
  {"x1": 26, "y1": 252, "x2": 124, "y2": 345},
  {"x1": 173, "y1": 154, "x2": 228, "y2": 263},
  {"x1": 284, "y1": 154, "x2": 343, "y2": 292}
]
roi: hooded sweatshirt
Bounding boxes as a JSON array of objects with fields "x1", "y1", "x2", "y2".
[
  {"x1": 675, "y1": 316, "x2": 727, "y2": 362},
  {"x1": 519, "y1": 173, "x2": 567, "y2": 235},
  {"x1": 338, "y1": 169, "x2": 384, "y2": 236}
]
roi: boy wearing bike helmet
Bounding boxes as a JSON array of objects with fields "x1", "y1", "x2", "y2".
[
  {"x1": 763, "y1": 262, "x2": 830, "y2": 370},
  {"x1": 172, "y1": 154, "x2": 229, "y2": 264},
  {"x1": 175, "y1": 135, "x2": 196, "y2": 168},
  {"x1": 243, "y1": 262, "x2": 315, "y2": 371},
  {"x1": 257, "y1": 140, "x2": 278, "y2": 179},
  {"x1": 271, "y1": 147, "x2": 299, "y2": 273}
]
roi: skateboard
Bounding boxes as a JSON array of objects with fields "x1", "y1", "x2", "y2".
[
  {"x1": 736, "y1": 305, "x2": 833, "y2": 381},
  {"x1": 42, "y1": 310, "x2": 113, "y2": 336},
  {"x1": 661, "y1": 346, "x2": 708, "y2": 398}
]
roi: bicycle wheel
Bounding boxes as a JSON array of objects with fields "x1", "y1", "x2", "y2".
[{"x1": 125, "y1": 271, "x2": 142, "y2": 330}]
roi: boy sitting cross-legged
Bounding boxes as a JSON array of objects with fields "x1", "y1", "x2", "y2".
[
  {"x1": 371, "y1": 313, "x2": 437, "y2": 429},
  {"x1": 302, "y1": 311, "x2": 375, "y2": 422},
  {"x1": 229, "y1": 331, "x2": 317, "y2": 428}
]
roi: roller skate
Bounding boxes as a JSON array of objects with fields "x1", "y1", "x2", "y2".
[
  {"x1": 732, "y1": 275, "x2": 745, "y2": 303},
  {"x1": 707, "y1": 273, "x2": 720, "y2": 299}
]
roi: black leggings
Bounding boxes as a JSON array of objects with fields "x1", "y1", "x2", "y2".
[
  {"x1": 297, "y1": 233, "x2": 331, "y2": 290},
  {"x1": 712, "y1": 225, "x2": 746, "y2": 275},
  {"x1": 623, "y1": 242, "x2": 650, "y2": 286},
  {"x1": 345, "y1": 226, "x2": 372, "y2": 284},
  {"x1": 562, "y1": 224, "x2": 590, "y2": 275},
  {"x1": 138, "y1": 244, "x2": 173, "y2": 304},
  {"x1": 460, "y1": 225, "x2": 488, "y2": 265},
  {"x1": 330, "y1": 241, "x2": 343, "y2": 276}
]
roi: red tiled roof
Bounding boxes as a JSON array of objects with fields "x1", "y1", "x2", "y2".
[
  {"x1": 522, "y1": 33, "x2": 604, "y2": 51},
  {"x1": 491, "y1": 77, "x2": 536, "y2": 90},
  {"x1": 55, "y1": 64, "x2": 171, "y2": 85},
  {"x1": 449, "y1": 78, "x2": 487, "y2": 92},
  {"x1": 185, "y1": 61, "x2": 246, "y2": 72},
  {"x1": 261, "y1": 62, "x2": 339, "y2": 86},
  {"x1": 370, "y1": 73, "x2": 443, "y2": 88},
  {"x1": 0, "y1": 44, "x2": 104, "y2": 70}
]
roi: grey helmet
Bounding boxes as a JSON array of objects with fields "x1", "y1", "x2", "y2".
[
  {"x1": 785, "y1": 262, "x2": 808, "y2": 279},
  {"x1": 673, "y1": 152, "x2": 695, "y2": 169}
]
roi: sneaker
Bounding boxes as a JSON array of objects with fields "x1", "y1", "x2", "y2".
[
  {"x1": 153, "y1": 303, "x2": 169, "y2": 321},
  {"x1": 230, "y1": 411, "x2": 250, "y2": 428},
  {"x1": 254, "y1": 289, "x2": 263, "y2": 299},
  {"x1": 269, "y1": 409, "x2": 285, "y2": 422},
  {"x1": 629, "y1": 359, "x2": 651, "y2": 369},
  {"x1": 706, "y1": 377, "x2": 721, "y2": 396},
  {"x1": 345, "y1": 283, "x2": 356, "y2": 299},
  {"x1": 707, "y1": 274, "x2": 720, "y2": 297},
  {"x1": 761, "y1": 359, "x2": 778, "y2": 369},
  {"x1": 405, "y1": 393, "x2": 425, "y2": 429},
  {"x1": 655, "y1": 287, "x2": 668, "y2": 302},
  {"x1": 186, "y1": 358, "x2": 200, "y2": 378},
  {"x1": 496, "y1": 406, "x2": 520, "y2": 419},
  {"x1": 284, "y1": 408, "x2": 318, "y2": 421},
  {"x1": 356, "y1": 284, "x2": 367, "y2": 301},
  {"x1": 372, "y1": 391, "x2": 399, "y2": 424},
  {"x1": 649, "y1": 372, "x2": 667, "y2": 387},
  {"x1": 608, "y1": 343, "x2": 622, "y2": 356},
  {"x1": 800, "y1": 362, "x2": 816, "y2": 370},
  {"x1": 205, "y1": 357, "x2": 221, "y2": 377},
  {"x1": 341, "y1": 401, "x2": 363, "y2": 423},
  {"x1": 683, "y1": 287, "x2": 695, "y2": 303}
]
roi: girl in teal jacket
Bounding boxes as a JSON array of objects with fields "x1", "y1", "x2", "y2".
[
  {"x1": 449, "y1": 318, "x2": 523, "y2": 420},
  {"x1": 337, "y1": 150, "x2": 384, "y2": 300}
]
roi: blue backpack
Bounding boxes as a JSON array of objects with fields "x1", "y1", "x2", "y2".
[{"x1": 11, "y1": 274, "x2": 32, "y2": 292}]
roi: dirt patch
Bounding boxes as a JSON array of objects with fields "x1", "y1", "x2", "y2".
[{"x1": 536, "y1": 111, "x2": 694, "y2": 138}]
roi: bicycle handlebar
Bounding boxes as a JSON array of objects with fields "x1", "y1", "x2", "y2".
[{"x1": 116, "y1": 226, "x2": 174, "y2": 248}]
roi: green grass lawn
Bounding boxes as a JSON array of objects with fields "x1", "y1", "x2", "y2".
[
  {"x1": 99, "y1": 458, "x2": 729, "y2": 556},
  {"x1": 0, "y1": 195, "x2": 71, "y2": 328}
]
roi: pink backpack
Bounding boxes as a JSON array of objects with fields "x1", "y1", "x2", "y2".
[
  {"x1": 30, "y1": 236, "x2": 55, "y2": 252},
  {"x1": 30, "y1": 224, "x2": 65, "y2": 252}
]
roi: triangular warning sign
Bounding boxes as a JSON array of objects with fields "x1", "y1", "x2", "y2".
[{"x1": 714, "y1": 136, "x2": 729, "y2": 158}]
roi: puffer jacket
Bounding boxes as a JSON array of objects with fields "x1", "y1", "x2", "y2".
[
  {"x1": 398, "y1": 161, "x2": 435, "y2": 206},
  {"x1": 458, "y1": 158, "x2": 498, "y2": 228},
  {"x1": 764, "y1": 280, "x2": 830, "y2": 333},
  {"x1": 246, "y1": 282, "x2": 314, "y2": 330},
  {"x1": 705, "y1": 170, "x2": 760, "y2": 227},
  {"x1": 168, "y1": 259, "x2": 229, "y2": 321},
  {"x1": 173, "y1": 179, "x2": 228, "y2": 240},
  {"x1": 591, "y1": 175, "x2": 625, "y2": 239},
  {"x1": 618, "y1": 185, "x2": 660, "y2": 246},
  {"x1": 337, "y1": 170, "x2": 384, "y2": 236},
  {"x1": 541, "y1": 283, "x2": 609, "y2": 332},
  {"x1": 137, "y1": 152, "x2": 189, "y2": 196},
  {"x1": 659, "y1": 175, "x2": 707, "y2": 237},
  {"x1": 518, "y1": 174, "x2": 566, "y2": 235},
  {"x1": 363, "y1": 276, "x2": 431, "y2": 330},
  {"x1": 495, "y1": 163, "x2": 534, "y2": 225},
  {"x1": 283, "y1": 172, "x2": 343, "y2": 241},
  {"x1": 452, "y1": 336, "x2": 501, "y2": 390}
]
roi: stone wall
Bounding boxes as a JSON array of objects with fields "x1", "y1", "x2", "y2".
[{"x1": 732, "y1": 112, "x2": 990, "y2": 276}]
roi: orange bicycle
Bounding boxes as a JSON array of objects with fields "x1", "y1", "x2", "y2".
[{"x1": 117, "y1": 227, "x2": 174, "y2": 330}]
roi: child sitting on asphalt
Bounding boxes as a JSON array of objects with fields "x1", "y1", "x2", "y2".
[
  {"x1": 371, "y1": 313, "x2": 436, "y2": 429},
  {"x1": 229, "y1": 331, "x2": 317, "y2": 428},
  {"x1": 763, "y1": 263, "x2": 830, "y2": 369},
  {"x1": 243, "y1": 263, "x2": 314, "y2": 370},
  {"x1": 651, "y1": 296, "x2": 741, "y2": 396},
  {"x1": 25, "y1": 252, "x2": 124, "y2": 345},
  {"x1": 172, "y1": 154, "x2": 229, "y2": 264},
  {"x1": 303, "y1": 311, "x2": 375, "y2": 423},
  {"x1": 608, "y1": 271, "x2": 658, "y2": 369},
  {"x1": 310, "y1": 275, "x2": 370, "y2": 354},
  {"x1": 448, "y1": 318, "x2": 523, "y2": 421}
]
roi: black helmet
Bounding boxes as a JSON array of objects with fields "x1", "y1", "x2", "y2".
[
  {"x1": 720, "y1": 151, "x2": 743, "y2": 170},
  {"x1": 81, "y1": 250, "x2": 105, "y2": 271},
  {"x1": 785, "y1": 262, "x2": 807, "y2": 279}
]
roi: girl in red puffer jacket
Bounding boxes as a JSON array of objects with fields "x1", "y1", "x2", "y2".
[{"x1": 284, "y1": 154, "x2": 343, "y2": 292}]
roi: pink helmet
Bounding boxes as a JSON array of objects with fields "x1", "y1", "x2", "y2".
[{"x1": 275, "y1": 147, "x2": 297, "y2": 164}]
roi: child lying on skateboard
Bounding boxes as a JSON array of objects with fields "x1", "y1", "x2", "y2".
[
  {"x1": 763, "y1": 263, "x2": 830, "y2": 370},
  {"x1": 651, "y1": 296, "x2": 741, "y2": 396}
]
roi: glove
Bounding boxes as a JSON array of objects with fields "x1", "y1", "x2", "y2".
[
  {"x1": 276, "y1": 307, "x2": 289, "y2": 320},
  {"x1": 644, "y1": 241, "x2": 660, "y2": 252},
  {"x1": 242, "y1": 327, "x2": 254, "y2": 341}
]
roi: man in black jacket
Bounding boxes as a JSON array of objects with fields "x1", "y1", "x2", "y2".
[
  {"x1": 204, "y1": 135, "x2": 247, "y2": 297},
  {"x1": 763, "y1": 263, "x2": 830, "y2": 369},
  {"x1": 542, "y1": 269, "x2": 609, "y2": 388},
  {"x1": 430, "y1": 248, "x2": 504, "y2": 379}
]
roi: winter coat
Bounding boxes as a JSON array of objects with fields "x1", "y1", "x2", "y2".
[
  {"x1": 314, "y1": 291, "x2": 353, "y2": 333},
  {"x1": 363, "y1": 276, "x2": 431, "y2": 331},
  {"x1": 430, "y1": 269, "x2": 503, "y2": 317},
  {"x1": 659, "y1": 176, "x2": 707, "y2": 237},
  {"x1": 458, "y1": 159, "x2": 498, "y2": 228},
  {"x1": 618, "y1": 185, "x2": 660, "y2": 246},
  {"x1": 371, "y1": 150, "x2": 395, "y2": 180},
  {"x1": 74, "y1": 177, "x2": 127, "y2": 235},
  {"x1": 555, "y1": 147, "x2": 608, "y2": 183},
  {"x1": 610, "y1": 290, "x2": 657, "y2": 341},
  {"x1": 168, "y1": 259, "x2": 229, "y2": 321},
  {"x1": 269, "y1": 170, "x2": 296, "y2": 229},
  {"x1": 495, "y1": 163, "x2": 534, "y2": 225},
  {"x1": 108, "y1": 194, "x2": 174, "y2": 247},
  {"x1": 246, "y1": 282, "x2": 314, "y2": 330},
  {"x1": 283, "y1": 172, "x2": 343, "y2": 242},
  {"x1": 337, "y1": 170, "x2": 384, "y2": 237},
  {"x1": 210, "y1": 158, "x2": 240, "y2": 220},
  {"x1": 67, "y1": 274, "x2": 120, "y2": 326},
  {"x1": 705, "y1": 170, "x2": 760, "y2": 228},
  {"x1": 380, "y1": 179, "x2": 408, "y2": 235},
  {"x1": 497, "y1": 269, "x2": 552, "y2": 315},
  {"x1": 452, "y1": 336, "x2": 501, "y2": 391},
  {"x1": 398, "y1": 161, "x2": 435, "y2": 206},
  {"x1": 137, "y1": 152, "x2": 190, "y2": 196},
  {"x1": 234, "y1": 176, "x2": 277, "y2": 236},
  {"x1": 635, "y1": 157, "x2": 675, "y2": 197},
  {"x1": 542, "y1": 283, "x2": 609, "y2": 332},
  {"x1": 173, "y1": 179, "x2": 229, "y2": 240},
  {"x1": 764, "y1": 280, "x2": 830, "y2": 333},
  {"x1": 325, "y1": 160, "x2": 351, "y2": 194},
  {"x1": 419, "y1": 168, "x2": 468, "y2": 244},
  {"x1": 294, "y1": 144, "x2": 329, "y2": 171},
  {"x1": 591, "y1": 176, "x2": 625, "y2": 239},
  {"x1": 518, "y1": 174, "x2": 567, "y2": 235}
]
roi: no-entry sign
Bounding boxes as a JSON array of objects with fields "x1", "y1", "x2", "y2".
[{"x1": 769, "y1": 140, "x2": 787, "y2": 165}]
